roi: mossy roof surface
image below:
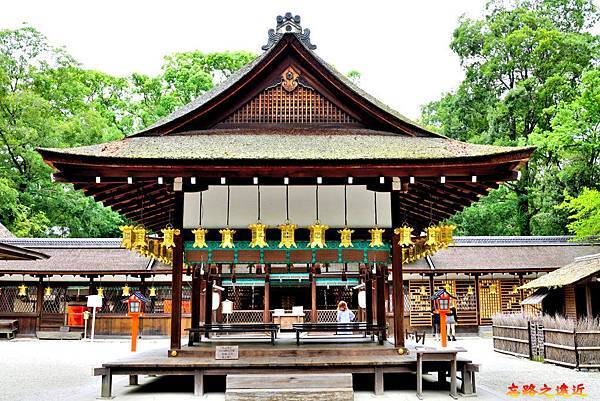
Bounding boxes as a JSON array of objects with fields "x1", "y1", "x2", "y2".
[{"x1": 42, "y1": 128, "x2": 532, "y2": 162}]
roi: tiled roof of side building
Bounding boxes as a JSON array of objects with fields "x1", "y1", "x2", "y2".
[{"x1": 0, "y1": 238, "x2": 170, "y2": 274}]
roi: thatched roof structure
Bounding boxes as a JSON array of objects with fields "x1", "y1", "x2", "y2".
[{"x1": 520, "y1": 253, "x2": 600, "y2": 289}]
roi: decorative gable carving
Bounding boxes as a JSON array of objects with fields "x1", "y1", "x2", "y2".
[{"x1": 219, "y1": 67, "x2": 359, "y2": 126}]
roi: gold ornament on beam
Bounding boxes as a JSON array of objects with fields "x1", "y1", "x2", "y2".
[
  {"x1": 248, "y1": 222, "x2": 269, "y2": 248},
  {"x1": 308, "y1": 221, "x2": 329, "y2": 248},
  {"x1": 120, "y1": 225, "x2": 134, "y2": 249},
  {"x1": 219, "y1": 228, "x2": 236, "y2": 249},
  {"x1": 97, "y1": 287, "x2": 104, "y2": 297},
  {"x1": 192, "y1": 227, "x2": 208, "y2": 248},
  {"x1": 394, "y1": 225, "x2": 414, "y2": 247},
  {"x1": 278, "y1": 221, "x2": 298, "y2": 249},
  {"x1": 368, "y1": 227, "x2": 385, "y2": 248},
  {"x1": 161, "y1": 225, "x2": 180, "y2": 249},
  {"x1": 149, "y1": 286, "x2": 157, "y2": 297},
  {"x1": 338, "y1": 227, "x2": 354, "y2": 248},
  {"x1": 44, "y1": 286, "x2": 52, "y2": 297}
]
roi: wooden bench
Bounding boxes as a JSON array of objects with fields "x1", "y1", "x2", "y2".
[
  {"x1": 460, "y1": 362, "x2": 479, "y2": 396},
  {"x1": 406, "y1": 329, "x2": 426, "y2": 344},
  {"x1": 187, "y1": 323, "x2": 280, "y2": 346},
  {"x1": 293, "y1": 322, "x2": 385, "y2": 345},
  {"x1": 225, "y1": 373, "x2": 353, "y2": 400},
  {"x1": 0, "y1": 319, "x2": 18, "y2": 340}
]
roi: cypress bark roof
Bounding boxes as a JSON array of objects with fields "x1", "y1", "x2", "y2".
[
  {"x1": 40, "y1": 128, "x2": 532, "y2": 162},
  {"x1": 520, "y1": 253, "x2": 600, "y2": 289}
]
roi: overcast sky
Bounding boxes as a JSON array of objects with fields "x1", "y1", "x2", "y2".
[{"x1": 0, "y1": 1, "x2": 489, "y2": 119}]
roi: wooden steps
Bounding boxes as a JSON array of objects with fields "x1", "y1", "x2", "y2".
[
  {"x1": 177, "y1": 342, "x2": 399, "y2": 358},
  {"x1": 225, "y1": 373, "x2": 353, "y2": 401}
]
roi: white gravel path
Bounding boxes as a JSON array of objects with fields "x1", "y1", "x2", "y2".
[{"x1": 0, "y1": 336, "x2": 597, "y2": 400}]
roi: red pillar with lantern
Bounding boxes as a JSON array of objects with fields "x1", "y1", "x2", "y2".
[
  {"x1": 125, "y1": 292, "x2": 149, "y2": 352},
  {"x1": 432, "y1": 289, "x2": 454, "y2": 348}
]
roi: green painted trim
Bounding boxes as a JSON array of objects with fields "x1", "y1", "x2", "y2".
[{"x1": 184, "y1": 240, "x2": 390, "y2": 265}]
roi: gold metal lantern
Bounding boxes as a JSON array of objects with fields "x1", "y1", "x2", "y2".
[
  {"x1": 368, "y1": 227, "x2": 385, "y2": 247},
  {"x1": 219, "y1": 228, "x2": 236, "y2": 249},
  {"x1": 192, "y1": 227, "x2": 208, "y2": 248},
  {"x1": 425, "y1": 226, "x2": 440, "y2": 248},
  {"x1": 308, "y1": 221, "x2": 329, "y2": 248},
  {"x1": 278, "y1": 221, "x2": 298, "y2": 249},
  {"x1": 44, "y1": 286, "x2": 52, "y2": 297},
  {"x1": 122, "y1": 284, "x2": 131, "y2": 297},
  {"x1": 248, "y1": 222, "x2": 269, "y2": 248},
  {"x1": 394, "y1": 225, "x2": 414, "y2": 247},
  {"x1": 132, "y1": 225, "x2": 148, "y2": 250},
  {"x1": 120, "y1": 225, "x2": 134, "y2": 249},
  {"x1": 161, "y1": 225, "x2": 180, "y2": 249},
  {"x1": 97, "y1": 287, "x2": 104, "y2": 297},
  {"x1": 149, "y1": 286, "x2": 157, "y2": 297},
  {"x1": 338, "y1": 227, "x2": 354, "y2": 248},
  {"x1": 17, "y1": 283, "x2": 27, "y2": 297}
]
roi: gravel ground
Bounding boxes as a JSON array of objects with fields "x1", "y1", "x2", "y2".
[{"x1": 0, "y1": 336, "x2": 598, "y2": 400}]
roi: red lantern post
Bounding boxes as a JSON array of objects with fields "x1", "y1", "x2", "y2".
[
  {"x1": 126, "y1": 294, "x2": 145, "y2": 352},
  {"x1": 435, "y1": 291, "x2": 451, "y2": 347}
]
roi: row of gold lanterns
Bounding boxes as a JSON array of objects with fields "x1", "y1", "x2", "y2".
[
  {"x1": 121, "y1": 222, "x2": 455, "y2": 264},
  {"x1": 396, "y1": 223, "x2": 456, "y2": 264}
]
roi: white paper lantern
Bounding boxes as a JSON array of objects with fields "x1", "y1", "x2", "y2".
[
  {"x1": 221, "y1": 298, "x2": 233, "y2": 314},
  {"x1": 358, "y1": 290, "x2": 367, "y2": 309},
  {"x1": 212, "y1": 291, "x2": 221, "y2": 311}
]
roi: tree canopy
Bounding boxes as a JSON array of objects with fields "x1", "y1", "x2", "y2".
[
  {"x1": 421, "y1": 0, "x2": 599, "y2": 237},
  {"x1": 0, "y1": 26, "x2": 255, "y2": 237}
]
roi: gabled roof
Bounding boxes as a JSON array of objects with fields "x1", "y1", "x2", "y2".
[{"x1": 132, "y1": 29, "x2": 445, "y2": 137}]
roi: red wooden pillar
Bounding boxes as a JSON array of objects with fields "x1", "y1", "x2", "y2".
[
  {"x1": 170, "y1": 190, "x2": 184, "y2": 352},
  {"x1": 391, "y1": 189, "x2": 405, "y2": 348}
]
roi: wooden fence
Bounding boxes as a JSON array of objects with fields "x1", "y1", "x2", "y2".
[{"x1": 493, "y1": 322, "x2": 600, "y2": 369}]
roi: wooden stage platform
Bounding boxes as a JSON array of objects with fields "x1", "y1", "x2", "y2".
[{"x1": 94, "y1": 338, "x2": 478, "y2": 399}]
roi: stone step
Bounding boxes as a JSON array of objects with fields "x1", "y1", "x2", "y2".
[
  {"x1": 36, "y1": 331, "x2": 83, "y2": 340},
  {"x1": 226, "y1": 373, "x2": 353, "y2": 401}
]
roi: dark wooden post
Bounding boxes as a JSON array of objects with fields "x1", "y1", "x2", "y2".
[
  {"x1": 205, "y1": 279, "x2": 213, "y2": 326},
  {"x1": 263, "y1": 265, "x2": 270, "y2": 323},
  {"x1": 474, "y1": 274, "x2": 481, "y2": 326},
  {"x1": 391, "y1": 189, "x2": 405, "y2": 348},
  {"x1": 311, "y1": 264, "x2": 318, "y2": 323},
  {"x1": 191, "y1": 266, "x2": 201, "y2": 333},
  {"x1": 365, "y1": 267, "x2": 373, "y2": 326},
  {"x1": 35, "y1": 276, "x2": 44, "y2": 332},
  {"x1": 170, "y1": 190, "x2": 184, "y2": 352},
  {"x1": 199, "y1": 275, "x2": 206, "y2": 324},
  {"x1": 376, "y1": 264, "x2": 386, "y2": 340},
  {"x1": 138, "y1": 276, "x2": 145, "y2": 337},
  {"x1": 585, "y1": 280, "x2": 593, "y2": 317}
]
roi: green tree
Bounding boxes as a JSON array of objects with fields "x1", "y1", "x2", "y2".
[
  {"x1": 558, "y1": 188, "x2": 600, "y2": 239},
  {"x1": 423, "y1": 0, "x2": 599, "y2": 235},
  {"x1": 0, "y1": 26, "x2": 256, "y2": 237}
]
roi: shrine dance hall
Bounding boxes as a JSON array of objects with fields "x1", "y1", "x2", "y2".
[{"x1": 38, "y1": 13, "x2": 533, "y2": 399}]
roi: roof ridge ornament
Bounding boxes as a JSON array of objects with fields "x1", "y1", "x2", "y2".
[{"x1": 262, "y1": 12, "x2": 316, "y2": 51}]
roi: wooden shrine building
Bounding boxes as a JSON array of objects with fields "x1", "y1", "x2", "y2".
[{"x1": 38, "y1": 13, "x2": 534, "y2": 357}]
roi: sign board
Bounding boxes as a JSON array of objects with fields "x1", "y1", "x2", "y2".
[
  {"x1": 87, "y1": 295, "x2": 103, "y2": 308},
  {"x1": 215, "y1": 345, "x2": 239, "y2": 360},
  {"x1": 222, "y1": 299, "x2": 234, "y2": 314}
]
